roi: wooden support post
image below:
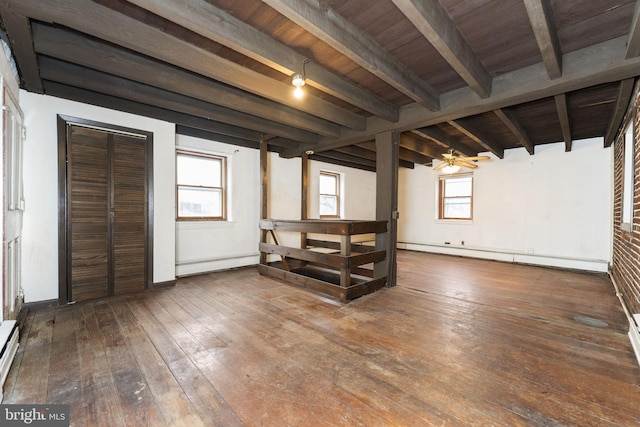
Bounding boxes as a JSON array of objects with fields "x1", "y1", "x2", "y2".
[
  {"x1": 340, "y1": 234, "x2": 352, "y2": 287},
  {"x1": 260, "y1": 139, "x2": 268, "y2": 265},
  {"x1": 301, "y1": 152, "x2": 309, "y2": 249},
  {"x1": 374, "y1": 130, "x2": 399, "y2": 287}
]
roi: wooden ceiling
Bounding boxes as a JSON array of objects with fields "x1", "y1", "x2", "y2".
[{"x1": 1, "y1": 0, "x2": 639, "y2": 171}]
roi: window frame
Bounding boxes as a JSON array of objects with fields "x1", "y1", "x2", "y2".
[
  {"x1": 438, "y1": 173, "x2": 474, "y2": 220},
  {"x1": 621, "y1": 118, "x2": 635, "y2": 232},
  {"x1": 176, "y1": 149, "x2": 227, "y2": 221},
  {"x1": 319, "y1": 170, "x2": 341, "y2": 218}
]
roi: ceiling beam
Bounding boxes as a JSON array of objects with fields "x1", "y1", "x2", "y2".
[
  {"x1": 554, "y1": 94, "x2": 572, "y2": 151},
  {"x1": 411, "y1": 126, "x2": 477, "y2": 157},
  {"x1": 605, "y1": 78, "x2": 635, "y2": 147},
  {"x1": 334, "y1": 145, "x2": 415, "y2": 169},
  {"x1": 447, "y1": 120, "x2": 504, "y2": 159},
  {"x1": 39, "y1": 57, "x2": 321, "y2": 144},
  {"x1": 391, "y1": 0, "x2": 492, "y2": 98},
  {"x1": 176, "y1": 126, "x2": 260, "y2": 150},
  {"x1": 357, "y1": 141, "x2": 430, "y2": 165},
  {"x1": 493, "y1": 109, "x2": 535, "y2": 155},
  {"x1": 399, "y1": 132, "x2": 446, "y2": 159},
  {"x1": 42, "y1": 81, "x2": 303, "y2": 149},
  {"x1": 32, "y1": 23, "x2": 341, "y2": 138},
  {"x1": 626, "y1": 0, "x2": 640, "y2": 58},
  {"x1": 0, "y1": 8, "x2": 42, "y2": 92},
  {"x1": 284, "y1": 35, "x2": 640, "y2": 156},
  {"x1": 523, "y1": 0, "x2": 562, "y2": 79},
  {"x1": 125, "y1": 0, "x2": 398, "y2": 123},
  {"x1": 308, "y1": 154, "x2": 377, "y2": 172},
  {"x1": 9, "y1": 0, "x2": 365, "y2": 130},
  {"x1": 263, "y1": 0, "x2": 440, "y2": 110}
]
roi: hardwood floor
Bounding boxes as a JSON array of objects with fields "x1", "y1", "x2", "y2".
[{"x1": 3, "y1": 251, "x2": 640, "y2": 426}]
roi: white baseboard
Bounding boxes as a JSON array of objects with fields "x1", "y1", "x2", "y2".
[
  {"x1": 629, "y1": 315, "x2": 640, "y2": 368},
  {"x1": 0, "y1": 320, "x2": 19, "y2": 402},
  {"x1": 398, "y1": 242, "x2": 609, "y2": 273}
]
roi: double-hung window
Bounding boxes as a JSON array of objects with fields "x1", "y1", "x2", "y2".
[
  {"x1": 439, "y1": 174, "x2": 473, "y2": 220},
  {"x1": 319, "y1": 171, "x2": 340, "y2": 218},
  {"x1": 176, "y1": 149, "x2": 226, "y2": 220}
]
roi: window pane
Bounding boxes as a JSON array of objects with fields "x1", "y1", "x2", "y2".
[
  {"x1": 320, "y1": 173, "x2": 337, "y2": 195},
  {"x1": 177, "y1": 155, "x2": 221, "y2": 187},
  {"x1": 444, "y1": 176, "x2": 472, "y2": 197},
  {"x1": 443, "y1": 197, "x2": 471, "y2": 218},
  {"x1": 178, "y1": 187, "x2": 222, "y2": 217},
  {"x1": 319, "y1": 195, "x2": 337, "y2": 216}
]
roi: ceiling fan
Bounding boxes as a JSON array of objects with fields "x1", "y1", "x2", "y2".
[{"x1": 434, "y1": 149, "x2": 490, "y2": 173}]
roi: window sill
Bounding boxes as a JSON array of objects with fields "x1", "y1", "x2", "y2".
[{"x1": 435, "y1": 219, "x2": 473, "y2": 225}]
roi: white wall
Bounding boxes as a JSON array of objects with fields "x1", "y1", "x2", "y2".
[
  {"x1": 175, "y1": 135, "x2": 260, "y2": 276},
  {"x1": 398, "y1": 138, "x2": 612, "y2": 271},
  {"x1": 20, "y1": 92, "x2": 176, "y2": 303}
]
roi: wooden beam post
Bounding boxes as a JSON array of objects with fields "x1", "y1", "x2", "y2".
[
  {"x1": 374, "y1": 131, "x2": 399, "y2": 287},
  {"x1": 260, "y1": 139, "x2": 268, "y2": 265},
  {"x1": 301, "y1": 152, "x2": 309, "y2": 249}
]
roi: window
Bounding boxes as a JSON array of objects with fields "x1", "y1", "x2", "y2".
[
  {"x1": 319, "y1": 171, "x2": 340, "y2": 218},
  {"x1": 439, "y1": 174, "x2": 473, "y2": 220},
  {"x1": 176, "y1": 150, "x2": 226, "y2": 220},
  {"x1": 622, "y1": 120, "x2": 634, "y2": 230}
]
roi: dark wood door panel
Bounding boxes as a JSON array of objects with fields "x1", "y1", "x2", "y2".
[{"x1": 65, "y1": 123, "x2": 149, "y2": 302}]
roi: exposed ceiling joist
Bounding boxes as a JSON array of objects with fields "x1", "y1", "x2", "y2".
[
  {"x1": 286, "y1": 35, "x2": 640, "y2": 157},
  {"x1": 125, "y1": 0, "x2": 398, "y2": 123},
  {"x1": 605, "y1": 78, "x2": 635, "y2": 147},
  {"x1": 626, "y1": 0, "x2": 640, "y2": 58},
  {"x1": 523, "y1": 0, "x2": 562, "y2": 79},
  {"x1": 40, "y1": 56, "x2": 321, "y2": 144},
  {"x1": 554, "y1": 93, "x2": 572, "y2": 151},
  {"x1": 357, "y1": 141, "x2": 431, "y2": 166},
  {"x1": 262, "y1": 0, "x2": 440, "y2": 110},
  {"x1": 0, "y1": 8, "x2": 42, "y2": 92},
  {"x1": 448, "y1": 120, "x2": 504, "y2": 159},
  {"x1": 412, "y1": 126, "x2": 477, "y2": 157},
  {"x1": 493, "y1": 109, "x2": 535, "y2": 155},
  {"x1": 399, "y1": 132, "x2": 446, "y2": 159},
  {"x1": 8, "y1": 0, "x2": 365, "y2": 130},
  {"x1": 392, "y1": 0, "x2": 492, "y2": 98},
  {"x1": 33, "y1": 23, "x2": 341, "y2": 138}
]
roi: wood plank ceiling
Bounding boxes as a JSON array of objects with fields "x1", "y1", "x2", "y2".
[{"x1": 1, "y1": 0, "x2": 639, "y2": 171}]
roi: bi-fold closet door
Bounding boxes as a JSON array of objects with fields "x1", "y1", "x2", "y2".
[{"x1": 60, "y1": 117, "x2": 152, "y2": 303}]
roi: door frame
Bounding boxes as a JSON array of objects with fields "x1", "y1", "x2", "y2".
[{"x1": 57, "y1": 115, "x2": 154, "y2": 304}]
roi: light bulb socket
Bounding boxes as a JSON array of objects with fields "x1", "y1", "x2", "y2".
[{"x1": 292, "y1": 73, "x2": 305, "y2": 87}]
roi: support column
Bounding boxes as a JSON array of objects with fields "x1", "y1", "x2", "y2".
[
  {"x1": 300, "y1": 152, "x2": 309, "y2": 249},
  {"x1": 259, "y1": 139, "x2": 268, "y2": 265},
  {"x1": 374, "y1": 130, "x2": 399, "y2": 287}
]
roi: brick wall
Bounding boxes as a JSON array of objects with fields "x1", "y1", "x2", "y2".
[{"x1": 612, "y1": 83, "x2": 640, "y2": 315}]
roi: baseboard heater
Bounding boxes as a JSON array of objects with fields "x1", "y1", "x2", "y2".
[
  {"x1": 0, "y1": 320, "x2": 19, "y2": 402},
  {"x1": 629, "y1": 314, "x2": 640, "y2": 367}
]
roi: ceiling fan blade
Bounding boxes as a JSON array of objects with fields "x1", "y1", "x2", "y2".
[
  {"x1": 458, "y1": 156, "x2": 490, "y2": 161},
  {"x1": 434, "y1": 162, "x2": 448, "y2": 170},
  {"x1": 457, "y1": 160, "x2": 478, "y2": 168}
]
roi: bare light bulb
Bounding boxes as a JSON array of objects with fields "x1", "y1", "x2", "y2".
[{"x1": 294, "y1": 86, "x2": 304, "y2": 99}]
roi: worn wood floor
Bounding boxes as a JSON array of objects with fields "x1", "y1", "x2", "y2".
[{"x1": 3, "y1": 251, "x2": 640, "y2": 426}]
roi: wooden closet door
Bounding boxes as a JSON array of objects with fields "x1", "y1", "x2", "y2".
[
  {"x1": 111, "y1": 134, "x2": 147, "y2": 295},
  {"x1": 67, "y1": 125, "x2": 147, "y2": 302},
  {"x1": 68, "y1": 126, "x2": 110, "y2": 301}
]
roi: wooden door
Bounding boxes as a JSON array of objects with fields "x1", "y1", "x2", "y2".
[
  {"x1": 60, "y1": 117, "x2": 151, "y2": 303},
  {"x1": 3, "y1": 88, "x2": 24, "y2": 319}
]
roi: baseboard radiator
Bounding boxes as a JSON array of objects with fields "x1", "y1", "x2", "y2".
[
  {"x1": 0, "y1": 320, "x2": 18, "y2": 402},
  {"x1": 629, "y1": 314, "x2": 640, "y2": 367}
]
